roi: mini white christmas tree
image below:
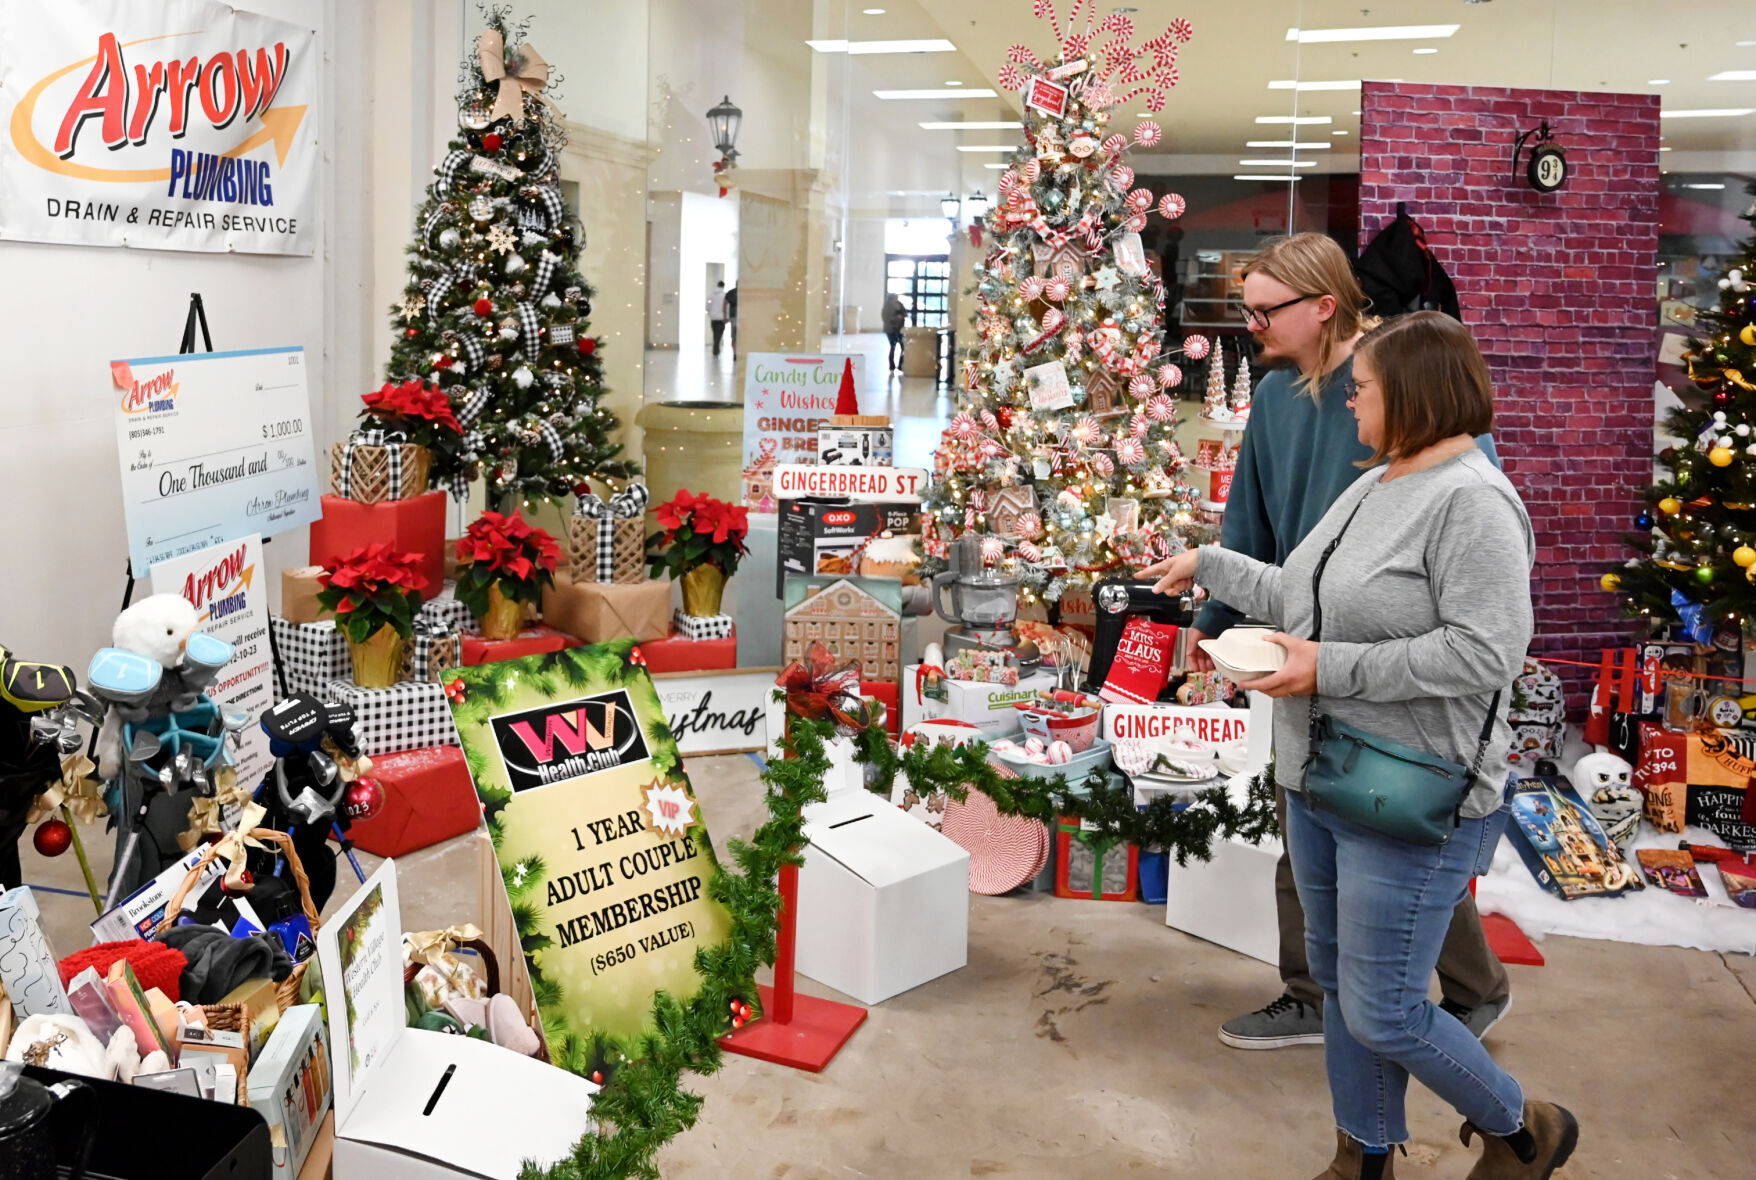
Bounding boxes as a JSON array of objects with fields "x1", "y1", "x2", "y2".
[
  {"x1": 1229, "y1": 352, "x2": 1252, "y2": 413},
  {"x1": 1202, "y1": 341, "x2": 1228, "y2": 419}
]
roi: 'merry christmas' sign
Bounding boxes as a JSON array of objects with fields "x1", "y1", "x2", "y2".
[
  {"x1": 0, "y1": 0, "x2": 318, "y2": 254},
  {"x1": 445, "y1": 645, "x2": 734, "y2": 1065}
]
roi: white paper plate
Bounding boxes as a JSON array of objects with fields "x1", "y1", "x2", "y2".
[{"x1": 1198, "y1": 628, "x2": 1286, "y2": 682}]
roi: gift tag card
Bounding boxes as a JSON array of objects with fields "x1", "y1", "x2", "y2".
[
  {"x1": 1115, "y1": 232, "x2": 1147, "y2": 276},
  {"x1": 1025, "y1": 360, "x2": 1075, "y2": 411},
  {"x1": 1026, "y1": 77, "x2": 1070, "y2": 118}
]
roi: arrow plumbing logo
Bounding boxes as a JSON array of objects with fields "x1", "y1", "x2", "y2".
[
  {"x1": 179, "y1": 540, "x2": 256, "y2": 623},
  {"x1": 114, "y1": 362, "x2": 179, "y2": 415}
]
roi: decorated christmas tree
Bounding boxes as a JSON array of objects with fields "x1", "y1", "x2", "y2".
[
  {"x1": 1610, "y1": 185, "x2": 1756, "y2": 633},
  {"x1": 919, "y1": 1, "x2": 1210, "y2": 603},
  {"x1": 383, "y1": 10, "x2": 636, "y2": 506}
]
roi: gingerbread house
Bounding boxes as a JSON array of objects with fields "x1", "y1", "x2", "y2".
[
  {"x1": 988, "y1": 485, "x2": 1038, "y2": 540},
  {"x1": 783, "y1": 575, "x2": 904, "y2": 683},
  {"x1": 742, "y1": 438, "x2": 778, "y2": 513},
  {"x1": 1085, "y1": 369, "x2": 1123, "y2": 417}
]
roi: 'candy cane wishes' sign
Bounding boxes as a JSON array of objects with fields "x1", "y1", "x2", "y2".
[{"x1": 0, "y1": 0, "x2": 318, "y2": 254}]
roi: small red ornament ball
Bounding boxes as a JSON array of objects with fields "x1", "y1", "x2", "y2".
[
  {"x1": 473, "y1": 297, "x2": 493, "y2": 317},
  {"x1": 1715, "y1": 390, "x2": 1733, "y2": 410},
  {"x1": 435, "y1": 355, "x2": 454, "y2": 370},
  {"x1": 578, "y1": 337, "x2": 597, "y2": 356},
  {"x1": 482, "y1": 132, "x2": 503, "y2": 153},
  {"x1": 32, "y1": 818, "x2": 71, "y2": 858},
  {"x1": 590, "y1": 1070, "x2": 604, "y2": 1085},
  {"x1": 573, "y1": 481, "x2": 591, "y2": 496},
  {"x1": 221, "y1": 869, "x2": 254, "y2": 896},
  {"x1": 405, "y1": 327, "x2": 419, "y2": 339},
  {"x1": 346, "y1": 776, "x2": 386, "y2": 822}
]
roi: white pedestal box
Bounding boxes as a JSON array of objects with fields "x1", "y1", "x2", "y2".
[{"x1": 794, "y1": 790, "x2": 970, "y2": 1004}]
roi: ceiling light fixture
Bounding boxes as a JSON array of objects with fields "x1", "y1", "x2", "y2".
[
  {"x1": 862, "y1": 7, "x2": 886, "y2": 13},
  {"x1": 1255, "y1": 115, "x2": 1333, "y2": 125},
  {"x1": 945, "y1": 80, "x2": 963, "y2": 86},
  {"x1": 875, "y1": 88, "x2": 998, "y2": 99},
  {"x1": 922, "y1": 121, "x2": 1023, "y2": 130},
  {"x1": 1332, "y1": 129, "x2": 1349, "y2": 136},
  {"x1": 1267, "y1": 79, "x2": 1365, "y2": 90},
  {"x1": 1412, "y1": 47, "x2": 1439, "y2": 55},
  {"x1": 1682, "y1": 182, "x2": 1727, "y2": 189},
  {"x1": 956, "y1": 145, "x2": 1019, "y2": 152},
  {"x1": 1245, "y1": 140, "x2": 1333, "y2": 148},
  {"x1": 1708, "y1": 70, "x2": 1756, "y2": 81},
  {"x1": 1284, "y1": 24, "x2": 1458, "y2": 44},
  {"x1": 983, "y1": 162, "x2": 1009, "y2": 169},
  {"x1": 1649, "y1": 79, "x2": 1672, "y2": 85},
  {"x1": 1239, "y1": 159, "x2": 1320, "y2": 167},
  {"x1": 806, "y1": 39, "x2": 956, "y2": 54},
  {"x1": 1660, "y1": 108, "x2": 1756, "y2": 118},
  {"x1": 1234, "y1": 174, "x2": 1304, "y2": 182}
]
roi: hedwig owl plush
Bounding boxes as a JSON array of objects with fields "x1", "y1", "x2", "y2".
[{"x1": 1573, "y1": 750, "x2": 1641, "y2": 847}]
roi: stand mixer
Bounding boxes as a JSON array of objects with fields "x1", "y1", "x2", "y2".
[{"x1": 930, "y1": 534, "x2": 1039, "y2": 673}]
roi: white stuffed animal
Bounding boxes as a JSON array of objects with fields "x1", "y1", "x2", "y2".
[
  {"x1": 6, "y1": 1013, "x2": 112, "y2": 1078},
  {"x1": 1573, "y1": 749, "x2": 1641, "y2": 847},
  {"x1": 95, "y1": 593, "x2": 201, "y2": 777}
]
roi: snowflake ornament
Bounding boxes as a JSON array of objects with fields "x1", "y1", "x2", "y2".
[
  {"x1": 486, "y1": 223, "x2": 518, "y2": 253},
  {"x1": 398, "y1": 293, "x2": 427, "y2": 321}
]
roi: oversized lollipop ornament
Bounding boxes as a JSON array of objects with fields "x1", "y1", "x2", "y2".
[{"x1": 87, "y1": 594, "x2": 246, "y2": 904}]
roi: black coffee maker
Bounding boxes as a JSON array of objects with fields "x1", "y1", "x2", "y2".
[{"x1": 1082, "y1": 578, "x2": 1194, "y2": 694}]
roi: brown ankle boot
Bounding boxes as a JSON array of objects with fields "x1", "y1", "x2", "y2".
[
  {"x1": 1460, "y1": 1100, "x2": 1579, "y2": 1178},
  {"x1": 1311, "y1": 1131, "x2": 1395, "y2": 1180}
]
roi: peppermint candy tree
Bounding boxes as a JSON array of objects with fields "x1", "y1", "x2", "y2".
[
  {"x1": 384, "y1": 10, "x2": 636, "y2": 505},
  {"x1": 920, "y1": 1, "x2": 1210, "y2": 602}
]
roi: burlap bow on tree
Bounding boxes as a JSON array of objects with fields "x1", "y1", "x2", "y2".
[
  {"x1": 179, "y1": 765, "x2": 253, "y2": 852},
  {"x1": 27, "y1": 755, "x2": 106, "y2": 826},
  {"x1": 478, "y1": 29, "x2": 550, "y2": 126},
  {"x1": 207, "y1": 802, "x2": 270, "y2": 890}
]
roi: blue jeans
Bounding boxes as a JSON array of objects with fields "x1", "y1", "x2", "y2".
[{"x1": 1283, "y1": 787, "x2": 1524, "y2": 1148}]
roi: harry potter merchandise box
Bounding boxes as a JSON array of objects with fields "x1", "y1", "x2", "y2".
[
  {"x1": 1505, "y1": 775, "x2": 1643, "y2": 901},
  {"x1": 1635, "y1": 722, "x2": 1756, "y2": 848}
]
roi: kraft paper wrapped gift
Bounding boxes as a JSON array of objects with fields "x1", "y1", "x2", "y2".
[
  {"x1": 323, "y1": 679, "x2": 460, "y2": 757},
  {"x1": 308, "y1": 492, "x2": 446, "y2": 601},
  {"x1": 346, "y1": 746, "x2": 482, "y2": 858},
  {"x1": 280, "y1": 567, "x2": 333, "y2": 625},
  {"x1": 0, "y1": 887, "x2": 73, "y2": 1019},
  {"x1": 541, "y1": 572, "x2": 672, "y2": 644},
  {"x1": 272, "y1": 618, "x2": 352, "y2": 697}
]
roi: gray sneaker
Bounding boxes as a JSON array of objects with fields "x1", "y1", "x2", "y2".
[
  {"x1": 1217, "y1": 993, "x2": 1324, "y2": 1050},
  {"x1": 1443, "y1": 994, "x2": 1513, "y2": 1040}
]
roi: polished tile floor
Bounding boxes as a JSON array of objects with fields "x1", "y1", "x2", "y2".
[{"x1": 22, "y1": 750, "x2": 1756, "y2": 1178}]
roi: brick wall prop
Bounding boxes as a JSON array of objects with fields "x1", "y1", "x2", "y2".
[{"x1": 1358, "y1": 82, "x2": 1660, "y2": 711}]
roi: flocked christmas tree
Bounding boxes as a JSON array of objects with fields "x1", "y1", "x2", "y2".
[
  {"x1": 1610, "y1": 184, "x2": 1756, "y2": 633},
  {"x1": 383, "y1": 9, "x2": 636, "y2": 506},
  {"x1": 920, "y1": 1, "x2": 1210, "y2": 602}
]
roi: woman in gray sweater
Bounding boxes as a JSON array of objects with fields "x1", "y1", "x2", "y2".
[{"x1": 1142, "y1": 312, "x2": 1575, "y2": 1180}]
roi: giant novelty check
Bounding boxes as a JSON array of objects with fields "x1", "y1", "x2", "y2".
[{"x1": 111, "y1": 345, "x2": 321, "y2": 573}]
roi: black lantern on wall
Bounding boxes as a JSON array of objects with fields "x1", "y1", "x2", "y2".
[{"x1": 706, "y1": 95, "x2": 743, "y2": 162}]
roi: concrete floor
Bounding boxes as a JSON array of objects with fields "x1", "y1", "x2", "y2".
[{"x1": 29, "y1": 751, "x2": 1751, "y2": 1179}]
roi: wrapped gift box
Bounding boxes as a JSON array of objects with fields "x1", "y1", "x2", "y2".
[
  {"x1": 419, "y1": 587, "x2": 474, "y2": 633},
  {"x1": 541, "y1": 572, "x2": 671, "y2": 643},
  {"x1": 308, "y1": 492, "x2": 446, "y2": 600},
  {"x1": 1054, "y1": 818, "x2": 1139, "y2": 901},
  {"x1": 322, "y1": 679, "x2": 460, "y2": 757},
  {"x1": 672, "y1": 611, "x2": 734, "y2": 641},
  {"x1": 0, "y1": 887, "x2": 72, "y2": 1019},
  {"x1": 861, "y1": 679, "x2": 900, "y2": 737},
  {"x1": 637, "y1": 629, "x2": 736, "y2": 674},
  {"x1": 343, "y1": 746, "x2": 480, "y2": 858},
  {"x1": 272, "y1": 618, "x2": 352, "y2": 697},
  {"x1": 280, "y1": 566, "x2": 332, "y2": 625},
  {"x1": 460, "y1": 624, "x2": 579, "y2": 667},
  {"x1": 330, "y1": 433, "x2": 431, "y2": 504},
  {"x1": 401, "y1": 621, "x2": 463, "y2": 683},
  {"x1": 566, "y1": 512, "x2": 646, "y2": 584}
]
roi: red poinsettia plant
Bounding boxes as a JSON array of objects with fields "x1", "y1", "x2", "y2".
[
  {"x1": 358, "y1": 379, "x2": 463, "y2": 451},
  {"x1": 454, "y1": 510, "x2": 561, "y2": 615},
  {"x1": 647, "y1": 489, "x2": 750, "y2": 580},
  {"x1": 315, "y1": 544, "x2": 431, "y2": 643}
]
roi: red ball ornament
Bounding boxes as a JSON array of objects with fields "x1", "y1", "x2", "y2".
[
  {"x1": 32, "y1": 818, "x2": 71, "y2": 858},
  {"x1": 221, "y1": 869, "x2": 254, "y2": 896},
  {"x1": 482, "y1": 132, "x2": 503, "y2": 153},
  {"x1": 473, "y1": 297, "x2": 493, "y2": 317},
  {"x1": 578, "y1": 338, "x2": 597, "y2": 356},
  {"x1": 573, "y1": 481, "x2": 591, "y2": 496},
  {"x1": 405, "y1": 327, "x2": 420, "y2": 339},
  {"x1": 590, "y1": 1070, "x2": 604, "y2": 1085},
  {"x1": 1715, "y1": 390, "x2": 1733, "y2": 410},
  {"x1": 345, "y1": 776, "x2": 386, "y2": 822},
  {"x1": 435, "y1": 355, "x2": 454, "y2": 370}
]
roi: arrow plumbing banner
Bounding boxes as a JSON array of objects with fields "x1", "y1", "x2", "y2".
[{"x1": 0, "y1": 0, "x2": 316, "y2": 254}]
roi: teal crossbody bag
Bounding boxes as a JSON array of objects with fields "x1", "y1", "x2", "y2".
[{"x1": 1301, "y1": 498, "x2": 1500, "y2": 847}]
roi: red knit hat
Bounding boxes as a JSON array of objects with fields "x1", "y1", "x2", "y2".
[{"x1": 58, "y1": 941, "x2": 189, "y2": 1003}]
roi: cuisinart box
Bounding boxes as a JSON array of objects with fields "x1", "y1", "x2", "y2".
[{"x1": 777, "y1": 500, "x2": 920, "y2": 597}]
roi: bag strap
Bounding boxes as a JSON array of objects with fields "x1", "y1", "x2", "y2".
[{"x1": 1307, "y1": 488, "x2": 1503, "y2": 777}]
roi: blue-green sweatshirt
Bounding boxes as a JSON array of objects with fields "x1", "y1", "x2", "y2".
[{"x1": 1193, "y1": 354, "x2": 1501, "y2": 637}]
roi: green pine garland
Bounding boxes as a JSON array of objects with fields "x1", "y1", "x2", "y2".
[{"x1": 529, "y1": 717, "x2": 1274, "y2": 1178}]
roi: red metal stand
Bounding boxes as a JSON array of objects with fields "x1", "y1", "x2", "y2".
[
  {"x1": 719, "y1": 860, "x2": 866, "y2": 1071},
  {"x1": 1470, "y1": 879, "x2": 1545, "y2": 967}
]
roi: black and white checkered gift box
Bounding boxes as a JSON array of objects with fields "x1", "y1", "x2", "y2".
[
  {"x1": 272, "y1": 617, "x2": 351, "y2": 697},
  {"x1": 673, "y1": 611, "x2": 734, "y2": 642},
  {"x1": 323, "y1": 679, "x2": 460, "y2": 757},
  {"x1": 420, "y1": 589, "x2": 474, "y2": 633}
]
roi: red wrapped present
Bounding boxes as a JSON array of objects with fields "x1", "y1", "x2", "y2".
[
  {"x1": 342, "y1": 745, "x2": 481, "y2": 858},
  {"x1": 460, "y1": 624, "x2": 582, "y2": 667},
  {"x1": 309, "y1": 492, "x2": 446, "y2": 600},
  {"x1": 1054, "y1": 816, "x2": 1138, "y2": 902},
  {"x1": 636, "y1": 629, "x2": 737, "y2": 674},
  {"x1": 860, "y1": 679, "x2": 900, "y2": 737}
]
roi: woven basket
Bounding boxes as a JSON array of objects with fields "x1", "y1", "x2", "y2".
[
  {"x1": 402, "y1": 936, "x2": 549, "y2": 1062},
  {"x1": 156, "y1": 828, "x2": 321, "y2": 1016},
  {"x1": 330, "y1": 440, "x2": 433, "y2": 504},
  {"x1": 566, "y1": 514, "x2": 646, "y2": 584}
]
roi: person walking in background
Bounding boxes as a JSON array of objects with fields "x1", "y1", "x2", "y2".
[
  {"x1": 725, "y1": 285, "x2": 738, "y2": 356},
  {"x1": 1188, "y1": 233, "x2": 1511, "y2": 1053},
  {"x1": 1142, "y1": 311, "x2": 1575, "y2": 1180},
  {"x1": 882, "y1": 291, "x2": 909, "y2": 371},
  {"x1": 708, "y1": 280, "x2": 729, "y2": 357}
]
